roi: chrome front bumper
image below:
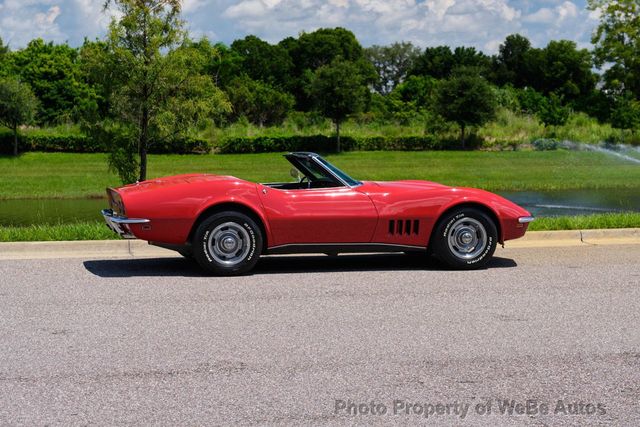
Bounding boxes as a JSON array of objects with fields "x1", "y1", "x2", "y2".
[
  {"x1": 518, "y1": 216, "x2": 535, "y2": 224},
  {"x1": 101, "y1": 209, "x2": 150, "y2": 239}
]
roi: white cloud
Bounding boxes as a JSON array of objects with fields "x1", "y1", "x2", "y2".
[
  {"x1": 183, "y1": 0, "x2": 208, "y2": 13},
  {"x1": 524, "y1": 1, "x2": 578, "y2": 25},
  {"x1": 519, "y1": 1, "x2": 599, "y2": 49},
  {"x1": 524, "y1": 7, "x2": 554, "y2": 24},
  {"x1": 0, "y1": 1, "x2": 65, "y2": 47},
  {"x1": 219, "y1": 0, "x2": 526, "y2": 52},
  {"x1": 558, "y1": 1, "x2": 578, "y2": 19},
  {"x1": 329, "y1": 0, "x2": 349, "y2": 8},
  {"x1": 224, "y1": 0, "x2": 268, "y2": 18},
  {"x1": 425, "y1": 0, "x2": 456, "y2": 20},
  {"x1": 484, "y1": 38, "x2": 503, "y2": 53},
  {"x1": 35, "y1": 5, "x2": 61, "y2": 26},
  {"x1": 0, "y1": 0, "x2": 118, "y2": 47},
  {"x1": 0, "y1": 0, "x2": 600, "y2": 55}
]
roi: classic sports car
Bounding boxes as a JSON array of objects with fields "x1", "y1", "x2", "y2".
[{"x1": 102, "y1": 152, "x2": 534, "y2": 275}]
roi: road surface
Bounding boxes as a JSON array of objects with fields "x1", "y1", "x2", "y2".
[{"x1": 0, "y1": 244, "x2": 639, "y2": 425}]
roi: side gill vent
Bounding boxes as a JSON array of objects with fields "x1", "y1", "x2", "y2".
[{"x1": 388, "y1": 219, "x2": 420, "y2": 236}]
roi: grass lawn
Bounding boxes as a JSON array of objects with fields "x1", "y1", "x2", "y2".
[
  {"x1": 528, "y1": 213, "x2": 640, "y2": 231},
  {"x1": 1, "y1": 150, "x2": 640, "y2": 199},
  {"x1": 0, "y1": 222, "x2": 114, "y2": 242}
]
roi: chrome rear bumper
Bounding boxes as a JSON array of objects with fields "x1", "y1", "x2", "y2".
[{"x1": 101, "y1": 209, "x2": 150, "y2": 239}]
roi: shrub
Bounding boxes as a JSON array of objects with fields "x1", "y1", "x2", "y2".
[
  {"x1": 532, "y1": 138, "x2": 560, "y2": 151},
  {"x1": 217, "y1": 135, "x2": 442, "y2": 153},
  {"x1": 0, "y1": 131, "x2": 104, "y2": 153},
  {"x1": 148, "y1": 137, "x2": 212, "y2": 154},
  {"x1": 0, "y1": 130, "x2": 211, "y2": 154}
]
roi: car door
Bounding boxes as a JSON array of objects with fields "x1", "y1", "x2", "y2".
[{"x1": 257, "y1": 184, "x2": 378, "y2": 246}]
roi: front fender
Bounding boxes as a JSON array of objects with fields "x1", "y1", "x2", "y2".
[{"x1": 435, "y1": 188, "x2": 532, "y2": 243}]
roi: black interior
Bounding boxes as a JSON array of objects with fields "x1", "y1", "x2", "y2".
[
  {"x1": 261, "y1": 154, "x2": 346, "y2": 190},
  {"x1": 264, "y1": 179, "x2": 342, "y2": 190}
]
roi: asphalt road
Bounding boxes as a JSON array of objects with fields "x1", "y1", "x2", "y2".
[{"x1": 0, "y1": 244, "x2": 639, "y2": 426}]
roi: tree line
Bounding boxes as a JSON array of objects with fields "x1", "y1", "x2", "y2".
[{"x1": 0, "y1": 0, "x2": 638, "y2": 182}]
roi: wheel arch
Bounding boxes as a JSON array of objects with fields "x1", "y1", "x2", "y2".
[
  {"x1": 187, "y1": 202, "x2": 269, "y2": 252},
  {"x1": 428, "y1": 202, "x2": 503, "y2": 250}
]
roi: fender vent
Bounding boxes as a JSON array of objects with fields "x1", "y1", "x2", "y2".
[{"x1": 388, "y1": 219, "x2": 420, "y2": 236}]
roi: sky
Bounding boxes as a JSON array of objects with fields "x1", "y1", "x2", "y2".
[{"x1": 0, "y1": 0, "x2": 600, "y2": 54}]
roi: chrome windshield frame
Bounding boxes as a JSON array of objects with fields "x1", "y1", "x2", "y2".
[
  {"x1": 310, "y1": 155, "x2": 363, "y2": 188},
  {"x1": 285, "y1": 152, "x2": 362, "y2": 189}
]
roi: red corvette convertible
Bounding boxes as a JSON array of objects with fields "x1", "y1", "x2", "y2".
[{"x1": 102, "y1": 152, "x2": 534, "y2": 275}]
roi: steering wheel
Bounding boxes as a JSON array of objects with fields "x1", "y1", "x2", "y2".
[{"x1": 299, "y1": 175, "x2": 311, "y2": 189}]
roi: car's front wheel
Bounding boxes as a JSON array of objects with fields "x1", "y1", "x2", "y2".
[
  {"x1": 432, "y1": 207, "x2": 497, "y2": 269},
  {"x1": 193, "y1": 211, "x2": 262, "y2": 276}
]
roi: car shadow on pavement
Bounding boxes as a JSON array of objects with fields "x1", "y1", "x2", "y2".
[
  {"x1": 83, "y1": 254, "x2": 517, "y2": 278},
  {"x1": 256, "y1": 254, "x2": 517, "y2": 274}
]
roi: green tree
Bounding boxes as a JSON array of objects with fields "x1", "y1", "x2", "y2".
[
  {"x1": 0, "y1": 38, "x2": 9, "y2": 78},
  {"x1": 0, "y1": 37, "x2": 8, "y2": 57},
  {"x1": 539, "y1": 40, "x2": 596, "y2": 104},
  {"x1": 611, "y1": 94, "x2": 640, "y2": 132},
  {"x1": 310, "y1": 59, "x2": 372, "y2": 152},
  {"x1": 7, "y1": 39, "x2": 97, "y2": 124},
  {"x1": 365, "y1": 42, "x2": 420, "y2": 95},
  {"x1": 287, "y1": 27, "x2": 365, "y2": 71},
  {"x1": 589, "y1": 0, "x2": 640, "y2": 97},
  {"x1": 436, "y1": 68, "x2": 497, "y2": 148},
  {"x1": 490, "y1": 37, "x2": 597, "y2": 108},
  {"x1": 538, "y1": 93, "x2": 570, "y2": 127},
  {"x1": 281, "y1": 28, "x2": 368, "y2": 110},
  {"x1": 410, "y1": 46, "x2": 490, "y2": 79},
  {"x1": 453, "y1": 47, "x2": 491, "y2": 73},
  {"x1": 204, "y1": 42, "x2": 244, "y2": 88},
  {"x1": 385, "y1": 75, "x2": 438, "y2": 125},
  {"x1": 79, "y1": 39, "x2": 113, "y2": 119},
  {"x1": 516, "y1": 87, "x2": 548, "y2": 115},
  {"x1": 392, "y1": 75, "x2": 437, "y2": 108},
  {"x1": 230, "y1": 35, "x2": 293, "y2": 88},
  {"x1": 409, "y1": 46, "x2": 454, "y2": 79},
  {"x1": 226, "y1": 76, "x2": 294, "y2": 126},
  {"x1": 0, "y1": 77, "x2": 38, "y2": 156},
  {"x1": 92, "y1": 0, "x2": 230, "y2": 183},
  {"x1": 493, "y1": 34, "x2": 532, "y2": 87}
]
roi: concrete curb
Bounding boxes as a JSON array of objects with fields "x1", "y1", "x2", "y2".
[
  {"x1": 0, "y1": 228, "x2": 639, "y2": 260},
  {"x1": 0, "y1": 240, "x2": 174, "y2": 260},
  {"x1": 506, "y1": 228, "x2": 640, "y2": 248}
]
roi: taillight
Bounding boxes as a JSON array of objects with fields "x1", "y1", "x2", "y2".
[{"x1": 107, "y1": 188, "x2": 125, "y2": 216}]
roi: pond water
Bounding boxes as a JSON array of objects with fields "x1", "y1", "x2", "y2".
[
  {"x1": 499, "y1": 189, "x2": 640, "y2": 217},
  {"x1": 0, "y1": 198, "x2": 107, "y2": 226},
  {"x1": 0, "y1": 188, "x2": 638, "y2": 227}
]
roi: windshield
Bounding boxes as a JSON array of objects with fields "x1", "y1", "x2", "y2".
[{"x1": 314, "y1": 156, "x2": 362, "y2": 187}]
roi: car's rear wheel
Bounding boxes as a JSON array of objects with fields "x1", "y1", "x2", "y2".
[
  {"x1": 432, "y1": 207, "x2": 497, "y2": 269},
  {"x1": 193, "y1": 211, "x2": 262, "y2": 276}
]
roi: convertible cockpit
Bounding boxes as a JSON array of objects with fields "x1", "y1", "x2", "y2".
[{"x1": 263, "y1": 152, "x2": 362, "y2": 190}]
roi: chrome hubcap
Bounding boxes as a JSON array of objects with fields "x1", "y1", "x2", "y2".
[
  {"x1": 222, "y1": 237, "x2": 237, "y2": 251},
  {"x1": 207, "y1": 222, "x2": 251, "y2": 267},
  {"x1": 447, "y1": 217, "x2": 487, "y2": 260},
  {"x1": 460, "y1": 232, "x2": 473, "y2": 245}
]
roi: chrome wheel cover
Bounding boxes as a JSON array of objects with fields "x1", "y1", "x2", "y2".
[
  {"x1": 447, "y1": 217, "x2": 487, "y2": 260},
  {"x1": 207, "y1": 222, "x2": 251, "y2": 267}
]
